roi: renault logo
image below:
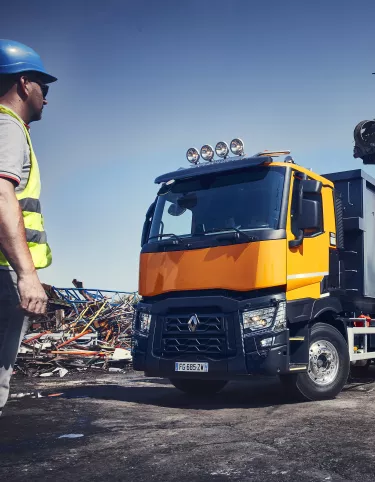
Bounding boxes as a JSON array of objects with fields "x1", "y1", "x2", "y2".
[{"x1": 187, "y1": 314, "x2": 200, "y2": 332}]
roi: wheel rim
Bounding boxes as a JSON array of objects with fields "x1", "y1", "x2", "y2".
[{"x1": 308, "y1": 339, "x2": 339, "y2": 386}]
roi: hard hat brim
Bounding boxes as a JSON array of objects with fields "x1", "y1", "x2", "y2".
[
  {"x1": 0, "y1": 68, "x2": 57, "y2": 83},
  {"x1": 37, "y1": 72, "x2": 58, "y2": 84}
]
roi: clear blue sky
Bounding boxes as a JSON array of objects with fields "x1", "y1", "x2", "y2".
[{"x1": 2, "y1": 0, "x2": 375, "y2": 291}]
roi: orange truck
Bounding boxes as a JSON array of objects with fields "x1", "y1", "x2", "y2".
[{"x1": 132, "y1": 139, "x2": 375, "y2": 400}]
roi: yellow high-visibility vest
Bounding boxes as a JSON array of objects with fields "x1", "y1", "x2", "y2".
[{"x1": 0, "y1": 105, "x2": 52, "y2": 269}]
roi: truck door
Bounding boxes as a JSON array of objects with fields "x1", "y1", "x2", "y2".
[{"x1": 286, "y1": 172, "x2": 330, "y2": 301}]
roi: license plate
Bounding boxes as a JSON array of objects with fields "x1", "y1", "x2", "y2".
[{"x1": 175, "y1": 362, "x2": 209, "y2": 372}]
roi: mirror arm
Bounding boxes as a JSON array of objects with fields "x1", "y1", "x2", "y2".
[
  {"x1": 141, "y1": 201, "x2": 156, "y2": 247},
  {"x1": 289, "y1": 229, "x2": 304, "y2": 248}
]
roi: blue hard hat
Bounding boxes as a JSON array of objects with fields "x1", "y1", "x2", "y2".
[{"x1": 0, "y1": 39, "x2": 57, "y2": 83}]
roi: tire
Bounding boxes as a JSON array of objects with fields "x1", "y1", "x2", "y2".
[
  {"x1": 169, "y1": 378, "x2": 228, "y2": 395},
  {"x1": 280, "y1": 322, "x2": 350, "y2": 401}
]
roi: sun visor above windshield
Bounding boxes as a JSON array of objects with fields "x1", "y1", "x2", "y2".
[{"x1": 154, "y1": 156, "x2": 274, "y2": 184}]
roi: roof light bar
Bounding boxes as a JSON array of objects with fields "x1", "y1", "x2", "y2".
[{"x1": 186, "y1": 137, "x2": 246, "y2": 164}]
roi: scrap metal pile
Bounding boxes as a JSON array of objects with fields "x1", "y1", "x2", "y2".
[{"x1": 16, "y1": 280, "x2": 140, "y2": 377}]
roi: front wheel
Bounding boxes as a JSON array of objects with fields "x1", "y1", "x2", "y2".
[
  {"x1": 169, "y1": 378, "x2": 228, "y2": 395},
  {"x1": 280, "y1": 322, "x2": 349, "y2": 401}
]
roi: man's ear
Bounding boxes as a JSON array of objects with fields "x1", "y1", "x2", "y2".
[{"x1": 18, "y1": 75, "x2": 31, "y2": 98}]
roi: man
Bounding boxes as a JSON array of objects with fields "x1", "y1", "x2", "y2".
[{"x1": 0, "y1": 39, "x2": 57, "y2": 415}]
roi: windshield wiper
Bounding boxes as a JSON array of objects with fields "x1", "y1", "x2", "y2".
[
  {"x1": 148, "y1": 233, "x2": 183, "y2": 244},
  {"x1": 204, "y1": 227, "x2": 258, "y2": 242}
]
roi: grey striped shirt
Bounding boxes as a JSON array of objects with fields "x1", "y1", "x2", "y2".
[
  {"x1": 0, "y1": 113, "x2": 32, "y2": 270},
  {"x1": 0, "y1": 113, "x2": 31, "y2": 191}
]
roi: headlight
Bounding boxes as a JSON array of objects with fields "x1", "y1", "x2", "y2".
[
  {"x1": 138, "y1": 312, "x2": 151, "y2": 333},
  {"x1": 242, "y1": 302, "x2": 286, "y2": 332},
  {"x1": 242, "y1": 306, "x2": 276, "y2": 331}
]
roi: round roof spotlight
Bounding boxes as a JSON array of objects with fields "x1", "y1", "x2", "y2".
[
  {"x1": 215, "y1": 141, "x2": 229, "y2": 159},
  {"x1": 230, "y1": 138, "x2": 245, "y2": 156},
  {"x1": 186, "y1": 147, "x2": 200, "y2": 164},
  {"x1": 200, "y1": 144, "x2": 214, "y2": 162}
]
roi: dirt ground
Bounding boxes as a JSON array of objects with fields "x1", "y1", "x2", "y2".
[{"x1": 1, "y1": 369, "x2": 375, "y2": 482}]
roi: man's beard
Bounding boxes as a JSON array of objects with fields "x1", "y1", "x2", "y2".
[{"x1": 29, "y1": 108, "x2": 43, "y2": 123}]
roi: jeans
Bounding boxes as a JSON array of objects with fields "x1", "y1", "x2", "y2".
[{"x1": 0, "y1": 270, "x2": 30, "y2": 409}]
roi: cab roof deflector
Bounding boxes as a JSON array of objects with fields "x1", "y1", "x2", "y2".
[{"x1": 154, "y1": 156, "x2": 274, "y2": 184}]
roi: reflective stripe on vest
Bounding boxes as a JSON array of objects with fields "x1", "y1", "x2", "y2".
[
  {"x1": 0, "y1": 105, "x2": 52, "y2": 269},
  {"x1": 19, "y1": 198, "x2": 41, "y2": 213},
  {"x1": 25, "y1": 228, "x2": 47, "y2": 244}
]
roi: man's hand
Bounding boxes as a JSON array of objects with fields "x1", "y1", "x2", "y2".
[{"x1": 17, "y1": 272, "x2": 48, "y2": 315}]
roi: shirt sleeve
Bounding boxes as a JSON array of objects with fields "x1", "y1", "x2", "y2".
[{"x1": 0, "y1": 117, "x2": 27, "y2": 186}]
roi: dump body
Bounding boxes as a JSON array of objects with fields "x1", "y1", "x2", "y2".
[{"x1": 324, "y1": 169, "x2": 375, "y2": 312}]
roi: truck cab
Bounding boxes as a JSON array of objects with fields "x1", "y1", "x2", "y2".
[{"x1": 132, "y1": 139, "x2": 375, "y2": 400}]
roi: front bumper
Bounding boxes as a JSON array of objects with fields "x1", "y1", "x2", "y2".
[{"x1": 132, "y1": 292, "x2": 290, "y2": 380}]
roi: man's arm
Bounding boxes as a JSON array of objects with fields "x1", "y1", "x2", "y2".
[{"x1": 0, "y1": 177, "x2": 47, "y2": 315}]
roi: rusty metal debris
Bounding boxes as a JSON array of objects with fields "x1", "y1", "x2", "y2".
[{"x1": 15, "y1": 279, "x2": 140, "y2": 377}]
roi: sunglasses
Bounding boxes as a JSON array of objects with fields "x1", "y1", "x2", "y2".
[{"x1": 34, "y1": 80, "x2": 49, "y2": 99}]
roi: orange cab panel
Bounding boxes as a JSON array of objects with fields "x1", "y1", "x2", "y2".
[{"x1": 139, "y1": 240, "x2": 286, "y2": 297}]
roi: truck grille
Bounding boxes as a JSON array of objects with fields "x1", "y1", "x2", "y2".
[
  {"x1": 163, "y1": 337, "x2": 225, "y2": 355},
  {"x1": 161, "y1": 313, "x2": 231, "y2": 359},
  {"x1": 164, "y1": 314, "x2": 224, "y2": 334}
]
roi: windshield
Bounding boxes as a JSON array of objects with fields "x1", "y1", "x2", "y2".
[{"x1": 148, "y1": 166, "x2": 285, "y2": 243}]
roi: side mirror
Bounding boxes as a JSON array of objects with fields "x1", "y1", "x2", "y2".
[
  {"x1": 299, "y1": 199, "x2": 321, "y2": 230},
  {"x1": 289, "y1": 199, "x2": 321, "y2": 249},
  {"x1": 178, "y1": 193, "x2": 198, "y2": 210},
  {"x1": 168, "y1": 203, "x2": 186, "y2": 216},
  {"x1": 301, "y1": 179, "x2": 322, "y2": 194}
]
